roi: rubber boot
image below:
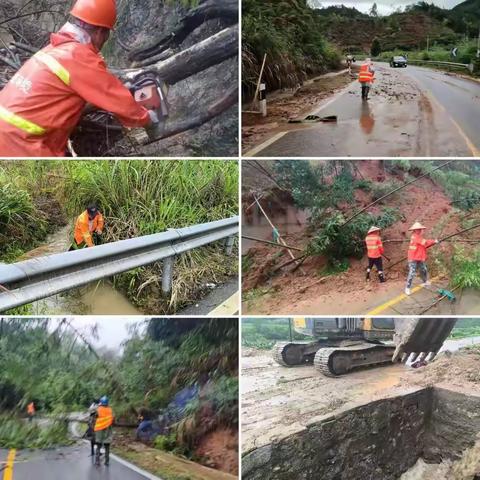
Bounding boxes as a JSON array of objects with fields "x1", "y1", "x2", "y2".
[
  {"x1": 95, "y1": 444, "x2": 101, "y2": 466},
  {"x1": 379, "y1": 272, "x2": 386, "y2": 283},
  {"x1": 366, "y1": 268, "x2": 371, "y2": 281},
  {"x1": 361, "y1": 86, "x2": 366, "y2": 100},
  {"x1": 90, "y1": 441, "x2": 95, "y2": 457},
  {"x1": 365, "y1": 86, "x2": 370, "y2": 100},
  {"x1": 104, "y1": 444, "x2": 110, "y2": 466}
]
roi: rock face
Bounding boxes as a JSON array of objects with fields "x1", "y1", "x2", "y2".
[
  {"x1": 106, "y1": 0, "x2": 238, "y2": 157},
  {"x1": 242, "y1": 388, "x2": 480, "y2": 480}
]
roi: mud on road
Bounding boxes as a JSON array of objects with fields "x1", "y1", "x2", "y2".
[
  {"x1": 244, "y1": 64, "x2": 476, "y2": 157},
  {"x1": 241, "y1": 341, "x2": 480, "y2": 455}
]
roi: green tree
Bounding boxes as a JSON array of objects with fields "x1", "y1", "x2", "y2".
[{"x1": 371, "y1": 38, "x2": 382, "y2": 56}]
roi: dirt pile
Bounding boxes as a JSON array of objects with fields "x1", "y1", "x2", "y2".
[
  {"x1": 242, "y1": 71, "x2": 355, "y2": 152},
  {"x1": 402, "y1": 347, "x2": 480, "y2": 389}
]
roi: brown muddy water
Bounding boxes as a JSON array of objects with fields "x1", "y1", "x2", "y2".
[
  {"x1": 23, "y1": 226, "x2": 141, "y2": 315},
  {"x1": 242, "y1": 203, "x2": 309, "y2": 254}
]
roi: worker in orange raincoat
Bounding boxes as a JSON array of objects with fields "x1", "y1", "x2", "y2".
[
  {"x1": 27, "y1": 401, "x2": 35, "y2": 422},
  {"x1": 94, "y1": 396, "x2": 114, "y2": 466},
  {"x1": 70, "y1": 204, "x2": 104, "y2": 250},
  {"x1": 405, "y1": 221, "x2": 438, "y2": 296},
  {"x1": 365, "y1": 226, "x2": 385, "y2": 283},
  {"x1": 0, "y1": 0, "x2": 157, "y2": 157},
  {"x1": 358, "y1": 58, "x2": 375, "y2": 101}
]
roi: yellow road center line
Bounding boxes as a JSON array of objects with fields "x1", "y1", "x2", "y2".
[
  {"x1": 449, "y1": 117, "x2": 480, "y2": 157},
  {"x1": 208, "y1": 291, "x2": 239, "y2": 316},
  {"x1": 426, "y1": 90, "x2": 479, "y2": 157},
  {"x1": 3, "y1": 449, "x2": 16, "y2": 480},
  {"x1": 244, "y1": 132, "x2": 288, "y2": 157},
  {"x1": 367, "y1": 276, "x2": 440, "y2": 316}
]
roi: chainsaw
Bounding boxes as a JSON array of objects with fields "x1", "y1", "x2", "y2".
[{"x1": 128, "y1": 71, "x2": 169, "y2": 138}]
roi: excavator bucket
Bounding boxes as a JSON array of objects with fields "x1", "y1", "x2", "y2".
[{"x1": 392, "y1": 318, "x2": 457, "y2": 363}]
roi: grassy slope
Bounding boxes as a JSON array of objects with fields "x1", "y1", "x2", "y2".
[{"x1": 114, "y1": 447, "x2": 236, "y2": 480}]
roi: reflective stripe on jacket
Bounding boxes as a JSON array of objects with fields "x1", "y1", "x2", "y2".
[
  {"x1": 0, "y1": 27, "x2": 150, "y2": 157},
  {"x1": 94, "y1": 406, "x2": 114, "y2": 432},
  {"x1": 407, "y1": 233, "x2": 436, "y2": 262},
  {"x1": 358, "y1": 64, "x2": 374, "y2": 84},
  {"x1": 74, "y1": 210, "x2": 104, "y2": 247},
  {"x1": 365, "y1": 233, "x2": 384, "y2": 259}
]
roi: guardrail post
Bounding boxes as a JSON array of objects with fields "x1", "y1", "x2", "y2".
[
  {"x1": 162, "y1": 256, "x2": 175, "y2": 295},
  {"x1": 225, "y1": 236, "x2": 235, "y2": 255}
]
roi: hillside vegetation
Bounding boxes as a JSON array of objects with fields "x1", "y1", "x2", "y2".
[
  {"x1": 0, "y1": 160, "x2": 238, "y2": 314},
  {"x1": 242, "y1": 0, "x2": 341, "y2": 97},
  {"x1": 0, "y1": 318, "x2": 238, "y2": 472}
]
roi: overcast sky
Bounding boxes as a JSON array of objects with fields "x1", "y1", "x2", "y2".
[
  {"x1": 58, "y1": 317, "x2": 147, "y2": 351},
  {"x1": 310, "y1": 1, "x2": 465, "y2": 16}
]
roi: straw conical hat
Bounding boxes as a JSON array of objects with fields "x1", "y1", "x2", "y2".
[
  {"x1": 367, "y1": 226, "x2": 381, "y2": 234},
  {"x1": 409, "y1": 221, "x2": 426, "y2": 231}
]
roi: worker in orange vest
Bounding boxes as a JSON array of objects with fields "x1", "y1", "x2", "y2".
[
  {"x1": 365, "y1": 226, "x2": 385, "y2": 283},
  {"x1": 358, "y1": 58, "x2": 375, "y2": 101},
  {"x1": 94, "y1": 396, "x2": 114, "y2": 466},
  {"x1": 27, "y1": 401, "x2": 35, "y2": 422},
  {"x1": 0, "y1": 0, "x2": 158, "y2": 157},
  {"x1": 70, "y1": 204, "x2": 104, "y2": 250},
  {"x1": 405, "y1": 222, "x2": 438, "y2": 295}
]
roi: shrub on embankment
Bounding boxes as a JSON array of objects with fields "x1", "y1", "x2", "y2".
[
  {"x1": 0, "y1": 160, "x2": 238, "y2": 314},
  {"x1": 242, "y1": 0, "x2": 341, "y2": 98}
]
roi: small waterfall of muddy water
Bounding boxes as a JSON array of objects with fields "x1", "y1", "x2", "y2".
[{"x1": 22, "y1": 226, "x2": 141, "y2": 315}]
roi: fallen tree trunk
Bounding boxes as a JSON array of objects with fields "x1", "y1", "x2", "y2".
[
  {"x1": 128, "y1": 0, "x2": 238, "y2": 62},
  {"x1": 113, "y1": 25, "x2": 238, "y2": 86}
]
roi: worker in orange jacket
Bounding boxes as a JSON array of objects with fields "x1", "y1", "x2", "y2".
[
  {"x1": 27, "y1": 401, "x2": 35, "y2": 422},
  {"x1": 70, "y1": 204, "x2": 104, "y2": 250},
  {"x1": 0, "y1": 0, "x2": 157, "y2": 157},
  {"x1": 365, "y1": 226, "x2": 385, "y2": 283},
  {"x1": 405, "y1": 222, "x2": 438, "y2": 295},
  {"x1": 94, "y1": 396, "x2": 114, "y2": 466},
  {"x1": 358, "y1": 58, "x2": 375, "y2": 101}
]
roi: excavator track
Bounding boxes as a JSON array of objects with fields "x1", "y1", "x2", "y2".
[
  {"x1": 272, "y1": 342, "x2": 313, "y2": 366},
  {"x1": 314, "y1": 344, "x2": 396, "y2": 377}
]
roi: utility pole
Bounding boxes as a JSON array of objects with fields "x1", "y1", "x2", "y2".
[{"x1": 477, "y1": 25, "x2": 480, "y2": 58}]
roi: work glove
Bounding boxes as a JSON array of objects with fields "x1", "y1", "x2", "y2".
[{"x1": 148, "y1": 109, "x2": 160, "y2": 125}]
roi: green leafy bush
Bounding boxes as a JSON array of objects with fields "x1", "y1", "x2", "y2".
[
  {"x1": 452, "y1": 247, "x2": 480, "y2": 289},
  {"x1": 0, "y1": 417, "x2": 71, "y2": 449},
  {"x1": 154, "y1": 433, "x2": 177, "y2": 452},
  {"x1": 307, "y1": 208, "x2": 400, "y2": 263}
]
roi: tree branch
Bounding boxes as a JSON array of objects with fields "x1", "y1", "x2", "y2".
[
  {"x1": 113, "y1": 25, "x2": 238, "y2": 86},
  {"x1": 143, "y1": 86, "x2": 238, "y2": 144},
  {"x1": 128, "y1": 0, "x2": 238, "y2": 62}
]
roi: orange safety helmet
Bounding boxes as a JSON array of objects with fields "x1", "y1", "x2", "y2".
[{"x1": 70, "y1": 0, "x2": 117, "y2": 30}]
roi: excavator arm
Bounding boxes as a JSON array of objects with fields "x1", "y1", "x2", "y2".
[{"x1": 393, "y1": 318, "x2": 457, "y2": 363}]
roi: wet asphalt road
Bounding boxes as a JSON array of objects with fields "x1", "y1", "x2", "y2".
[
  {"x1": 0, "y1": 445, "x2": 154, "y2": 480},
  {"x1": 247, "y1": 63, "x2": 479, "y2": 157}
]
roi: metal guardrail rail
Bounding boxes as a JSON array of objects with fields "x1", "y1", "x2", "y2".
[
  {"x1": 0, "y1": 217, "x2": 238, "y2": 312},
  {"x1": 407, "y1": 59, "x2": 473, "y2": 72}
]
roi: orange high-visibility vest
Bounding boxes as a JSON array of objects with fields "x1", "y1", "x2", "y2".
[
  {"x1": 94, "y1": 406, "x2": 114, "y2": 432},
  {"x1": 74, "y1": 210, "x2": 104, "y2": 247},
  {"x1": 365, "y1": 233, "x2": 384, "y2": 259},
  {"x1": 27, "y1": 402, "x2": 35, "y2": 415},
  {"x1": 0, "y1": 28, "x2": 150, "y2": 157},
  {"x1": 408, "y1": 233, "x2": 436, "y2": 262},
  {"x1": 358, "y1": 64, "x2": 374, "y2": 84}
]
